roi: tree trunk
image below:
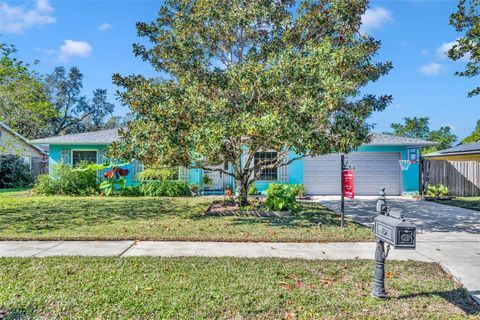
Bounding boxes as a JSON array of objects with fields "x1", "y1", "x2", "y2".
[{"x1": 235, "y1": 178, "x2": 250, "y2": 207}]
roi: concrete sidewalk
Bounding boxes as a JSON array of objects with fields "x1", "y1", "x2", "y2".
[{"x1": 0, "y1": 236, "x2": 478, "y2": 304}]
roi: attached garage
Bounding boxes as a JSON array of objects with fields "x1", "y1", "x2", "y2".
[{"x1": 304, "y1": 152, "x2": 401, "y2": 196}]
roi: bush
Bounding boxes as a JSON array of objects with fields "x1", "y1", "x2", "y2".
[
  {"x1": 0, "y1": 155, "x2": 34, "y2": 189},
  {"x1": 33, "y1": 163, "x2": 98, "y2": 196},
  {"x1": 139, "y1": 180, "x2": 191, "y2": 197},
  {"x1": 265, "y1": 183, "x2": 302, "y2": 211},
  {"x1": 135, "y1": 167, "x2": 178, "y2": 181},
  {"x1": 248, "y1": 184, "x2": 259, "y2": 195},
  {"x1": 119, "y1": 185, "x2": 143, "y2": 196},
  {"x1": 426, "y1": 184, "x2": 449, "y2": 198}
]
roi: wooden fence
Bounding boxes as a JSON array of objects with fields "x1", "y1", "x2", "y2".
[{"x1": 422, "y1": 160, "x2": 480, "y2": 197}]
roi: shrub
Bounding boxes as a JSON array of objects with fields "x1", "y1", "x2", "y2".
[
  {"x1": 119, "y1": 185, "x2": 143, "y2": 196},
  {"x1": 139, "y1": 180, "x2": 191, "y2": 197},
  {"x1": 248, "y1": 184, "x2": 259, "y2": 195},
  {"x1": 426, "y1": 184, "x2": 449, "y2": 198},
  {"x1": 136, "y1": 167, "x2": 178, "y2": 181},
  {"x1": 265, "y1": 183, "x2": 302, "y2": 211},
  {"x1": 0, "y1": 155, "x2": 34, "y2": 189},
  {"x1": 33, "y1": 163, "x2": 98, "y2": 196}
]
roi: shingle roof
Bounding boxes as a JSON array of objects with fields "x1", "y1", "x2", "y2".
[
  {"x1": 424, "y1": 141, "x2": 480, "y2": 157},
  {"x1": 30, "y1": 129, "x2": 436, "y2": 147},
  {"x1": 366, "y1": 133, "x2": 437, "y2": 147},
  {"x1": 30, "y1": 128, "x2": 121, "y2": 145}
]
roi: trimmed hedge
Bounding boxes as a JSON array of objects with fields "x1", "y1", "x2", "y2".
[{"x1": 122, "y1": 180, "x2": 192, "y2": 197}]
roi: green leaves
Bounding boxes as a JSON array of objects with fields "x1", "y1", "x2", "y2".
[
  {"x1": 449, "y1": 0, "x2": 480, "y2": 97},
  {"x1": 110, "y1": 0, "x2": 392, "y2": 204}
]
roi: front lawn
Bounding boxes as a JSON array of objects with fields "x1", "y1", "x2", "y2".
[
  {"x1": 434, "y1": 197, "x2": 480, "y2": 212},
  {"x1": 0, "y1": 257, "x2": 477, "y2": 319},
  {"x1": 0, "y1": 192, "x2": 372, "y2": 242}
]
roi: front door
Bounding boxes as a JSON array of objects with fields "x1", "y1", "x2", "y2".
[{"x1": 204, "y1": 166, "x2": 225, "y2": 191}]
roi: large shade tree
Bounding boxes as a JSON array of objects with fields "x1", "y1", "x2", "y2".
[
  {"x1": 449, "y1": 0, "x2": 480, "y2": 97},
  {"x1": 45, "y1": 67, "x2": 115, "y2": 135},
  {"x1": 0, "y1": 42, "x2": 55, "y2": 139},
  {"x1": 111, "y1": 0, "x2": 392, "y2": 205}
]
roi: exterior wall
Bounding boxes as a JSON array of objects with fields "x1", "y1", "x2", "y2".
[
  {"x1": 49, "y1": 144, "x2": 136, "y2": 186},
  {"x1": 46, "y1": 143, "x2": 421, "y2": 194},
  {"x1": 0, "y1": 127, "x2": 44, "y2": 158},
  {"x1": 251, "y1": 146, "x2": 420, "y2": 195},
  {"x1": 1, "y1": 127, "x2": 48, "y2": 179}
]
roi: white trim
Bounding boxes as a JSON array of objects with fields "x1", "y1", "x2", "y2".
[
  {"x1": 71, "y1": 149, "x2": 98, "y2": 166},
  {"x1": 254, "y1": 151, "x2": 280, "y2": 182}
]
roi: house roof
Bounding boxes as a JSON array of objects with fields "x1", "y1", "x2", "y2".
[
  {"x1": 0, "y1": 121, "x2": 48, "y2": 155},
  {"x1": 30, "y1": 128, "x2": 121, "y2": 145},
  {"x1": 366, "y1": 133, "x2": 437, "y2": 147},
  {"x1": 424, "y1": 142, "x2": 480, "y2": 161},
  {"x1": 30, "y1": 129, "x2": 436, "y2": 148}
]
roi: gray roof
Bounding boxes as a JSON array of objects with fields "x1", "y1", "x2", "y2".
[
  {"x1": 424, "y1": 141, "x2": 480, "y2": 157},
  {"x1": 30, "y1": 129, "x2": 436, "y2": 148},
  {"x1": 366, "y1": 133, "x2": 437, "y2": 147},
  {"x1": 30, "y1": 128, "x2": 121, "y2": 145}
]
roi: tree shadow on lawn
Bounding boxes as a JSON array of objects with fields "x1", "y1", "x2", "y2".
[
  {"x1": 0, "y1": 197, "x2": 209, "y2": 234},
  {"x1": 190, "y1": 202, "x2": 358, "y2": 229},
  {"x1": 397, "y1": 288, "x2": 480, "y2": 315}
]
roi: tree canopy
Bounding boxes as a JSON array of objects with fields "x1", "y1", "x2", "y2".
[
  {"x1": 449, "y1": 0, "x2": 480, "y2": 97},
  {"x1": 386, "y1": 117, "x2": 457, "y2": 152},
  {"x1": 0, "y1": 42, "x2": 55, "y2": 139},
  {"x1": 45, "y1": 67, "x2": 115, "y2": 136},
  {"x1": 110, "y1": 0, "x2": 392, "y2": 204},
  {"x1": 460, "y1": 119, "x2": 480, "y2": 144}
]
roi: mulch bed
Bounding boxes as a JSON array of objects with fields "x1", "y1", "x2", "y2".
[{"x1": 205, "y1": 200, "x2": 291, "y2": 217}]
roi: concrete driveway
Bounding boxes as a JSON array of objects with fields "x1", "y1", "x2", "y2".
[
  {"x1": 315, "y1": 196, "x2": 480, "y2": 305},
  {"x1": 315, "y1": 196, "x2": 480, "y2": 234}
]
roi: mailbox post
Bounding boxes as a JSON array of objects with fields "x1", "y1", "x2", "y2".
[{"x1": 372, "y1": 187, "x2": 416, "y2": 299}]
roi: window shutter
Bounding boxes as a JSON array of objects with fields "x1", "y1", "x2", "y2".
[
  {"x1": 278, "y1": 157, "x2": 289, "y2": 182},
  {"x1": 179, "y1": 166, "x2": 189, "y2": 181},
  {"x1": 97, "y1": 148, "x2": 104, "y2": 164},
  {"x1": 60, "y1": 149, "x2": 71, "y2": 165}
]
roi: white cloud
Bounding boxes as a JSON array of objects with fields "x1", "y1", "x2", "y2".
[
  {"x1": 0, "y1": 0, "x2": 55, "y2": 33},
  {"x1": 420, "y1": 49, "x2": 429, "y2": 56},
  {"x1": 98, "y1": 22, "x2": 112, "y2": 31},
  {"x1": 58, "y1": 40, "x2": 92, "y2": 62},
  {"x1": 447, "y1": 124, "x2": 457, "y2": 131},
  {"x1": 393, "y1": 104, "x2": 402, "y2": 110},
  {"x1": 436, "y1": 40, "x2": 470, "y2": 61},
  {"x1": 35, "y1": 47, "x2": 55, "y2": 55},
  {"x1": 419, "y1": 62, "x2": 443, "y2": 76},
  {"x1": 361, "y1": 7, "x2": 392, "y2": 32},
  {"x1": 436, "y1": 41, "x2": 456, "y2": 59}
]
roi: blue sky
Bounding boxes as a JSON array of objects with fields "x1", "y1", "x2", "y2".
[{"x1": 1, "y1": 0, "x2": 479, "y2": 141}]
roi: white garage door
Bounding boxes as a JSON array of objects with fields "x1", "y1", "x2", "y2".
[{"x1": 304, "y1": 153, "x2": 401, "y2": 196}]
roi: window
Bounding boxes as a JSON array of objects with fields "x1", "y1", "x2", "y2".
[
  {"x1": 72, "y1": 150, "x2": 97, "y2": 166},
  {"x1": 254, "y1": 152, "x2": 278, "y2": 181}
]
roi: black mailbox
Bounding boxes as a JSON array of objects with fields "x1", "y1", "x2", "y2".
[{"x1": 373, "y1": 209, "x2": 416, "y2": 250}]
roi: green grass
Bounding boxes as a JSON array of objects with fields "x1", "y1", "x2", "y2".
[
  {"x1": 434, "y1": 197, "x2": 480, "y2": 211},
  {"x1": 0, "y1": 192, "x2": 372, "y2": 242},
  {"x1": 0, "y1": 257, "x2": 477, "y2": 319}
]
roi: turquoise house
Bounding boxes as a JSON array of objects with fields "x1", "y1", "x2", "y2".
[{"x1": 31, "y1": 129, "x2": 436, "y2": 196}]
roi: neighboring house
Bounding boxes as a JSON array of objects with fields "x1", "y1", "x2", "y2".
[
  {"x1": 31, "y1": 129, "x2": 435, "y2": 195},
  {"x1": 424, "y1": 142, "x2": 480, "y2": 161},
  {"x1": 423, "y1": 142, "x2": 480, "y2": 197},
  {"x1": 0, "y1": 121, "x2": 48, "y2": 178}
]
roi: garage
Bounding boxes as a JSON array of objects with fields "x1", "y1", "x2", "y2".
[{"x1": 304, "y1": 153, "x2": 401, "y2": 196}]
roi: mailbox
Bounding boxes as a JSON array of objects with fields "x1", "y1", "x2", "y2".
[{"x1": 374, "y1": 209, "x2": 416, "y2": 250}]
